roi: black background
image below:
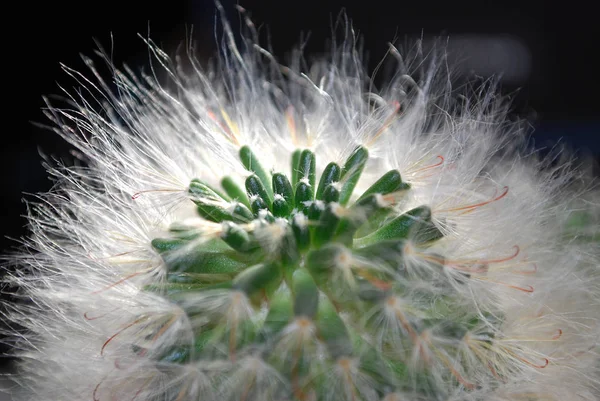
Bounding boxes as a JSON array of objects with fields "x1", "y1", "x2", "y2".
[{"x1": 1, "y1": 0, "x2": 599, "y2": 374}]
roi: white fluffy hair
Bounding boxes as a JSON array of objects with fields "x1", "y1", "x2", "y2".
[{"x1": 2, "y1": 4, "x2": 599, "y2": 401}]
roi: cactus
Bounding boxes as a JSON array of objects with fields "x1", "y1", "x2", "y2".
[
  {"x1": 3, "y1": 7, "x2": 600, "y2": 401},
  {"x1": 146, "y1": 146, "x2": 464, "y2": 400}
]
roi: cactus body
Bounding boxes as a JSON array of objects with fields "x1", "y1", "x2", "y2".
[{"x1": 140, "y1": 147, "x2": 505, "y2": 400}]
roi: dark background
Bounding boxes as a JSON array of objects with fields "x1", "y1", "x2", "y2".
[{"x1": 1, "y1": 0, "x2": 598, "y2": 384}]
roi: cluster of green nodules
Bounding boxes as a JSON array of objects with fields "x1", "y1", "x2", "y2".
[{"x1": 147, "y1": 146, "x2": 483, "y2": 400}]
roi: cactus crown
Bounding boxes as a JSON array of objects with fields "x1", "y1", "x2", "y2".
[{"x1": 148, "y1": 145, "x2": 499, "y2": 400}]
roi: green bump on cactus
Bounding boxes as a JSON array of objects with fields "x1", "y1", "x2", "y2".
[
  {"x1": 251, "y1": 196, "x2": 269, "y2": 216},
  {"x1": 295, "y1": 181, "x2": 314, "y2": 213},
  {"x1": 189, "y1": 178, "x2": 254, "y2": 223},
  {"x1": 316, "y1": 162, "x2": 342, "y2": 200},
  {"x1": 273, "y1": 173, "x2": 295, "y2": 204},
  {"x1": 292, "y1": 268, "x2": 319, "y2": 318},
  {"x1": 221, "y1": 222, "x2": 255, "y2": 252},
  {"x1": 335, "y1": 194, "x2": 386, "y2": 245},
  {"x1": 240, "y1": 145, "x2": 274, "y2": 202},
  {"x1": 357, "y1": 169, "x2": 402, "y2": 201},
  {"x1": 322, "y1": 183, "x2": 341, "y2": 203},
  {"x1": 298, "y1": 149, "x2": 317, "y2": 190},
  {"x1": 312, "y1": 204, "x2": 342, "y2": 247},
  {"x1": 148, "y1": 146, "x2": 502, "y2": 400},
  {"x1": 221, "y1": 176, "x2": 251, "y2": 208},
  {"x1": 339, "y1": 146, "x2": 369, "y2": 205},
  {"x1": 246, "y1": 174, "x2": 272, "y2": 211},
  {"x1": 290, "y1": 149, "x2": 302, "y2": 187},
  {"x1": 353, "y1": 205, "x2": 443, "y2": 247}
]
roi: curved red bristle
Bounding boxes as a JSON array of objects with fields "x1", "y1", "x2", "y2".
[
  {"x1": 412, "y1": 155, "x2": 444, "y2": 173},
  {"x1": 84, "y1": 308, "x2": 120, "y2": 321},
  {"x1": 514, "y1": 263, "x2": 538, "y2": 275},
  {"x1": 439, "y1": 186, "x2": 509, "y2": 214},
  {"x1": 92, "y1": 271, "x2": 144, "y2": 294},
  {"x1": 101, "y1": 316, "x2": 147, "y2": 356}
]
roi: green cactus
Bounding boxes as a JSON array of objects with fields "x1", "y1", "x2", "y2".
[{"x1": 143, "y1": 145, "x2": 500, "y2": 400}]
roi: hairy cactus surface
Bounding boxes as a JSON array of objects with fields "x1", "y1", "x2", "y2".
[
  {"x1": 3, "y1": 8, "x2": 600, "y2": 401},
  {"x1": 150, "y1": 146, "x2": 459, "y2": 400}
]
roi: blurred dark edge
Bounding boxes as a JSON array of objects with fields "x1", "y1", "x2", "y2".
[{"x1": 1, "y1": 0, "x2": 598, "y2": 394}]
